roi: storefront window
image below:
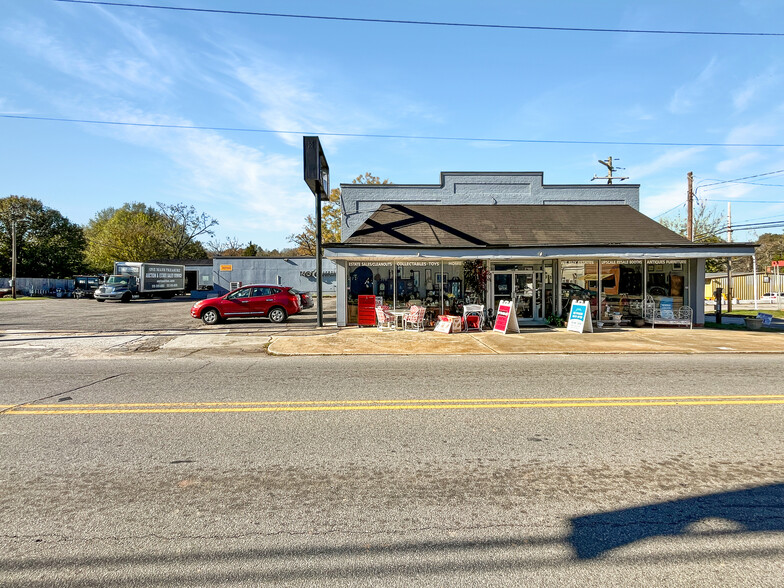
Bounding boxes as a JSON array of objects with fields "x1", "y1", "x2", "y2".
[
  {"x1": 646, "y1": 260, "x2": 687, "y2": 308},
  {"x1": 441, "y1": 261, "x2": 464, "y2": 315},
  {"x1": 395, "y1": 262, "x2": 437, "y2": 308},
  {"x1": 600, "y1": 260, "x2": 643, "y2": 319},
  {"x1": 346, "y1": 262, "x2": 393, "y2": 324},
  {"x1": 560, "y1": 260, "x2": 598, "y2": 320}
]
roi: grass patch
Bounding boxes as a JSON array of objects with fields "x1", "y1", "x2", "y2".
[
  {"x1": 0, "y1": 296, "x2": 41, "y2": 301},
  {"x1": 723, "y1": 309, "x2": 784, "y2": 319},
  {"x1": 704, "y1": 322, "x2": 779, "y2": 332}
]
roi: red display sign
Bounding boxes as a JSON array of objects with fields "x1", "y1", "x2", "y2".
[{"x1": 493, "y1": 300, "x2": 519, "y2": 334}]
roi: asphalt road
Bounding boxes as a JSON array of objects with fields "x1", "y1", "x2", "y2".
[
  {"x1": 1, "y1": 354, "x2": 782, "y2": 586},
  {"x1": 0, "y1": 295, "x2": 337, "y2": 333}
]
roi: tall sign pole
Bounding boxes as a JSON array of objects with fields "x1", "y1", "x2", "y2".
[{"x1": 303, "y1": 136, "x2": 330, "y2": 328}]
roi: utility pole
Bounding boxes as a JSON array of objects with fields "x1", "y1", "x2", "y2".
[
  {"x1": 11, "y1": 220, "x2": 17, "y2": 300},
  {"x1": 726, "y1": 203, "x2": 732, "y2": 312},
  {"x1": 686, "y1": 171, "x2": 694, "y2": 241},
  {"x1": 727, "y1": 203, "x2": 733, "y2": 243},
  {"x1": 591, "y1": 157, "x2": 629, "y2": 185}
]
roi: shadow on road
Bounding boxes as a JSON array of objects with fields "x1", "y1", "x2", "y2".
[
  {"x1": 570, "y1": 482, "x2": 784, "y2": 559},
  {"x1": 3, "y1": 484, "x2": 783, "y2": 585}
]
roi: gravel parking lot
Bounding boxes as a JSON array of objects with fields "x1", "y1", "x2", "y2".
[{"x1": 0, "y1": 295, "x2": 336, "y2": 334}]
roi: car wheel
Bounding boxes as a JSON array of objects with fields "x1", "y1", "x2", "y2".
[
  {"x1": 268, "y1": 307, "x2": 287, "y2": 323},
  {"x1": 121, "y1": 292, "x2": 132, "y2": 303},
  {"x1": 201, "y1": 308, "x2": 221, "y2": 325}
]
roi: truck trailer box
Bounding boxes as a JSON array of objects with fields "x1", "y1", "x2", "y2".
[{"x1": 114, "y1": 262, "x2": 185, "y2": 293}]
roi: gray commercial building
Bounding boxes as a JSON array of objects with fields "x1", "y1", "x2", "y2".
[
  {"x1": 326, "y1": 171, "x2": 756, "y2": 328},
  {"x1": 211, "y1": 256, "x2": 336, "y2": 295}
]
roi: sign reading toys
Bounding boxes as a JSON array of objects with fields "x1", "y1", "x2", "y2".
[
  {"x1": 567, "y1": 300, "x2": 593, "y2": 333},
  {"x1": 493, "y1": 300, "x2": 520, "y2": 334}
]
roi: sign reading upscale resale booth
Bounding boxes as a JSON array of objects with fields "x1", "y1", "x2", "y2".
[
  {"x1": 567, "y1": 300, "x2": 593, "y2": 333},
  {"x1": 493, "y1": 300, "x2": 520, "y2": 334}
]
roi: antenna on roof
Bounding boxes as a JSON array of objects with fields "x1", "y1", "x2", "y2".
[{"x1": 591, "y1": 156, "x2": 629, "y2": 185}]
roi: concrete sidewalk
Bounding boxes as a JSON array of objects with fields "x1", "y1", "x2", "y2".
[{"x1": 268, "y1": 325, "x2": 784, "y2": 356}]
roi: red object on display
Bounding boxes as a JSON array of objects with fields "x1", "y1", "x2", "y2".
[
  {"x1": 358, "y1": 294, "x2": 379, "y2": 326},
  {"x1": 465, "y1": 315, "x2": 481, "y2": 330}
]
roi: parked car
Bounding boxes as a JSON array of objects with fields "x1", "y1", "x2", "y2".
[
  {"x1": 191, "y1": 284, "x2": 301, "y2": 325},
  {"x1": 294, "y1": 289, "x2": 313, "y2": 309},
  {"x1": 562, "y1": 283, "x2": 593, "y2": 299},
  {"x1": 761, "y1": 292, "x2": 782, "y2": 302}
]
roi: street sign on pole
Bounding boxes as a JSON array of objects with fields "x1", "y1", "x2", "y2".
[{"x1": 303, "y1": 136, "x2": 330, "y2": 327}]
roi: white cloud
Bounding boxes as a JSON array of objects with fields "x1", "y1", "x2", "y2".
[
  {"x1": 641, "y1": 181, "x2": 688, "y2": 219},
  {"x1": 103, "y1": 111, "x2": 308, "y2": 233},
  {"x1": 733, "y1": 67, "x2": 780, "y2": 112},
  {"x1": 669, "y1": 57, "x2": 719, "y2": 114},
  {"x1": 715, "y1": 151, "x2": 760, "y2": 175},
  {"x1": 1, "y1": 18, "x2": 171, "y2": 95},
  {"x1": 626, "y1": 147, "x2": 705, "y2": 180}
]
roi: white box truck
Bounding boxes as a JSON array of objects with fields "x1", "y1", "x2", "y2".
[{"x1": 94, "y1": 262, "x2": 185, "y2": 302}]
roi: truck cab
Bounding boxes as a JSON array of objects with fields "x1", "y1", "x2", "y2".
[
  {"x1": 94, "y1": 275, "x2": 138, "y2": 302},
  {"x1": 73, "y1": 275, "x2": 104, "y2": 299}
]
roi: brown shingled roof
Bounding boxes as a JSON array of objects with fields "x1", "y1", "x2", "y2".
[{"x1": 343, "y1": 204, "x2": 691, "y2": 247}]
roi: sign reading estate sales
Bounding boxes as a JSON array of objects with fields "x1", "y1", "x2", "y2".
[
  {"x1": 493, "y1": 300, "x2": 520, "y2": 334},
  {"x1": 567, "y1": 300, "x2": 593, "y2": 333}
]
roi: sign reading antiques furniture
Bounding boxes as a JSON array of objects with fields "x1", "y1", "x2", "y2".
[
  {"x1": 567, "y1": 300, "x2": 593, "y2": 333},
  {"x1": 493, "y1": 300, "x2": 520, "y2": 334}
]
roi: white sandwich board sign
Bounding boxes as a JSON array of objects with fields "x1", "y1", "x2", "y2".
[{"x1": 566, "y1": 300, "x2": 593, "y2": 333}]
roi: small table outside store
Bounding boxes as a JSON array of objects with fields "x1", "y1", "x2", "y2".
[{"x1": 390, "y1": 310, "x2": 407, "y2": 330}]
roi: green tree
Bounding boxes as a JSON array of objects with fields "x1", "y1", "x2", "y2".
[
  {"x1": 0, "y1": 195, "x2": 87, "y2": 278},
  {"x1": 288, "y1": 173, "x2": 389, "y2": 255},
  {"x1": 659, "y1": 202, "x2": 727, "y2": 272},
  {"x1": 84, "y1": 203, "x2": 166, "y2": 272},
  {"x1": 84, "y1": 202, "x2": 215, "y2": 271},
  {"x1": 750, "y1": 232, "x2": 784, "y2": 271},
  {"x1": 243, "y1": 242, "x2": 259, "y2": 256}
]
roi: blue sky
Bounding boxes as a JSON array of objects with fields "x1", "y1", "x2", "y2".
[{"x1": 2, "y1": 0, "x2": 784, "y2": 249}]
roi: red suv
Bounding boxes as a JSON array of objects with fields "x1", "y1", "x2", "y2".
[{"x1": 191, "y1": 284, "x2": 301, "y2": 325}]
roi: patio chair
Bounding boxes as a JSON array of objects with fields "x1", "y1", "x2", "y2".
[
  {"x1": 403, "y1": 305, "x2": 426, "y2": 332},
  {"x1": 462, "y1": 304, "x2": 485, "y2": 332},
  {"x1": 375, "y1": 306, "x2": 396, "y2": 331}
]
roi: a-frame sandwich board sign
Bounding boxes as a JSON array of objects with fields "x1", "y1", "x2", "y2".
[
  {"x1": 566, "y1": 300, "x2": 593, "y2": 333},
  {"x1": 493, "y1": 300, "x2": 520, "y2": 334}
]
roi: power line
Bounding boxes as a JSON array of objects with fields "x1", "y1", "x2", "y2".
[
  {"x1": 696, "y1": 169, "x2": 784, "y2": 189},
  {"x1": 5, "y1": 113, "x2": 784, "y2": 148},
  {"x1": 694, "y1": 219, "x2": 784, "y2": 240},
  {"x1": 652, "y1": 202, "x2": 684, "y2": 219},
  {"x1": 702, "y1": 199, "x2": 784, "y2": 203},
  {"x1": 50, "y1": 0, "x2": 784, "y2": 38}
]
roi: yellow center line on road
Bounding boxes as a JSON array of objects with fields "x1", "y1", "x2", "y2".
[{"x1": 2, "y1": 395, "x2": 784, "y2": 415}]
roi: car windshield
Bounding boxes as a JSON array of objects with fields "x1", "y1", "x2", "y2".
[{"x1": 106, "y1": 276, "x2": 129, "y2": 286}]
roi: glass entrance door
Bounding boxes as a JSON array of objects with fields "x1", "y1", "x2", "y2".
[
  {"x1": 515, "y1": 272, "x2": 534, "y2": 320},
  {"x1": 492, "y1": 270, "x2": 543, "y2": 322}
]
